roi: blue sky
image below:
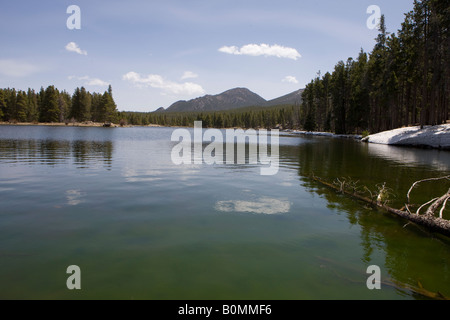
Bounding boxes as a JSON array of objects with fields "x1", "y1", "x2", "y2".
[{"x1": 0, "y1": 0, "x2": 415, "y2": 112}]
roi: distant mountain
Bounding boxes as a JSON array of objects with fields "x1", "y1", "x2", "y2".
[
  {"x1": 165, "y1": 88, "x2": 267, "y2": 113},
  {"x1": 162, "y1": 87, "x2": 304, "y2": 113},
  {"x1": 266, "y1": 89, "x2": 304, "y2": 106}
]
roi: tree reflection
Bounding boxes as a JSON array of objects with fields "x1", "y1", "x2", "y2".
[
  {"x1": 0, "y1": 139, "x2": 113, "y2": 169},
  {"x1": 279, "y1": 137, "x2": 450, "y2": 299}
]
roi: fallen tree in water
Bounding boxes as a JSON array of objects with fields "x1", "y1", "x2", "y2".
[{"x1": 311, "y1": 175, "x2": 450, "y2": 238}]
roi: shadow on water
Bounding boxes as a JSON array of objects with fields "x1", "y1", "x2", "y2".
[{"x1": 279, "y1": 136, "x2": 450, "y2": 299}]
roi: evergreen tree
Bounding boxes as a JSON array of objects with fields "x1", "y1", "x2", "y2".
[
  {"x1": 98, "y1": 85, "x2": 118, "y2": 123},
  {"x1": 70, "y1": 87, "x2": 91, "y2": 122},
  {"x1": 26, "y1": 88, "x2": 39, "y2": 122},
  {"x1": 348, "y1": 50, "x2": 370, "y2": 133},
  {"x1": 90, "y1": 92, "x2": 103, "y2": 122},
  {"x1": 0, "y1": 89, "x2": 5, "y2": 121},
  {"x1": 40, "y1": 86, "x2": 60, "y2": 122},
  {"x1": 7, "y1": 89, "x2": 17, "y2": 122},
  {"x1": 331, "y1": 61, "x2": 349, "y2": 134},
  {"x1": 15, "y1": 91, "x2": 28, "y2": 122}
]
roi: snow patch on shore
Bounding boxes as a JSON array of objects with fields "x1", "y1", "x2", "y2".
[
  {"x1": 362, "y1": 124, "x2": 450, "y2": 149},
  {"x1": 287, "y1": 130, "x2": 361, "y2": 140}
]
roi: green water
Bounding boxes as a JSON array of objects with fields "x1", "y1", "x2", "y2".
[{"x1": 0, "y1": 125, "x2": 449, "y2": 300}]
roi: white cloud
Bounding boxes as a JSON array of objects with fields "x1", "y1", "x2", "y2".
[
  {"x1": 123, "y1": 71, "x2": 205, "y2": 96},
  {"x1": 0, "y1": 59, "x2": 41, "y2": 77},
  {"x1": 69, "y1": 75, "x2": 109, "y2": 87},
  {"x1": 66, "y1": 190, "x2": 84, "y2": 206},
  {"x1": 218, "y1": 46, "x2": 240, "y2": 55},
  {"x1": 65, "y1": 42, "x2": 87, "y2": 55},
  {"x1": 181, "y1": 71, "x2": 199, "y2": 80},
  {"x1": 282, "y1": 76, "x2": 299, "y2": 84},
  {"x1": 219, "y1": 44, "x2": 301, "y2": 60},
  {"x1": 215, "y1": 197, "x2": 291, "y2": 215}
]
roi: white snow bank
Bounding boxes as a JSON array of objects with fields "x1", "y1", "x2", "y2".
[{"x1": 362, "y1": 124, "x2": 450, "y2": 149}]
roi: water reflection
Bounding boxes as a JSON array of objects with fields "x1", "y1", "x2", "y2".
[
  {"x1": 0, "y1": 139, "x2": 113, "y2": 168},
  {"x1": 365, "y1": 143, "x2": 450, "y2": 171},
  {"x1": 215, "y1": 197, "x2": 291, "y2": 215},
  {"x1": 280, "y1": 137, "x2": 450, "y2": 207},
  {"x1": 279, "y1": 137, "x2": 450, "y2": 298},
  {"x1": 66, "y1": 189, "x2": 84, "y2": 206}
]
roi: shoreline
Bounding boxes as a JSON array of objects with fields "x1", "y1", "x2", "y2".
[
  {"x1": 1, "y1": 121, "x2": 449, "y2": 150},
  {"x1": 0, "y1": 121, "x2": 162, "y2": 128},
  {"x1": 284, "y1": 130, "x2": 362, "y2": 140}
]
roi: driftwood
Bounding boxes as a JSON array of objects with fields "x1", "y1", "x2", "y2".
[{"x1": 312, "y1": 175, "x2": 450, "y2": 238}]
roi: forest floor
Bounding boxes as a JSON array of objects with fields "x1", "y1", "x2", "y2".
[{"x1": 362, "y1": 124, "x2": 450, "y2": 150}]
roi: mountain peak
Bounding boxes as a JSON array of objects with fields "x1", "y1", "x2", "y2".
[
  {"x1": 165, "y1": 87, "x2": 266, "y2": 112},
  {"x1": 163, "y1": 87, "x2": 304, "y2": 113}
]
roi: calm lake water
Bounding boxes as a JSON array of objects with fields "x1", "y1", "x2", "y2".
[{"x1": 1, "y1": 125, "x2": 450, "y2": 300}]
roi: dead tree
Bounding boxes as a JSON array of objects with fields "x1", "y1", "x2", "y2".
[{"x1": 312, "y1": 175, "x2": 450, "y2": 237}]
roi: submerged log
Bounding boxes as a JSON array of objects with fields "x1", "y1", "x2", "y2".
[
  {"x1": 311, "y1": 175, "x2": 450, "y2": 238},
  {"x1": 315, "y1": 256, "x2": 449, "y2": 300}
]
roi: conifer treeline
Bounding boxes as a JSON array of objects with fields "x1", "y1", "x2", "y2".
[
  {"x1": 118, "y1": 104, "x2": 301, "y2": 129},
  {"x1": 0, "y1": 85, "x2": 118, "y2": 124},
  {"x1": 301, "y1": 0, "x2": 449, "y2": 134}
]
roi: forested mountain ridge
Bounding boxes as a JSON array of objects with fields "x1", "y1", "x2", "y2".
[
  {"x1": 266, "y1": 89, "x2": 304, "y2": 107},
  {"x1": 164, "y1": 87, "x2": 303, "y2": 112}
]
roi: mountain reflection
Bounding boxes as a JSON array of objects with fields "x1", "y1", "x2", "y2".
[{"x1": 0, "y1": 139, "x2": 113, "y2": 168}]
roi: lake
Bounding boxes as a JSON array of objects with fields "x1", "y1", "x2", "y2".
[{"x1": 1, "y1": 125, "x2": 450, "y2": 300}]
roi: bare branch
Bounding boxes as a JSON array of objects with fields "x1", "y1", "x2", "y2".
[
  {"x1": 364, "y1": 186, "x2": 374, "y2": 201},
  {"x1": 407, "y1": 175, "x2": 450, "y2": 204},
  {"x1": 405, "y1": 204, "x2": 413, "y2": 215},
  {"x1": 425, "y1": 188, "x2": 450, "y2": 217},
  {"x1": 439, "y1": 197, "x2": 449, "y2": 219},
  {"x1": 416, "y1": 197, "x2": 439, "y2": 215}
]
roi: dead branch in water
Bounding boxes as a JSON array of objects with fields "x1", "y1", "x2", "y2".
[
  {"x1": 407, "y1": 175, "x2": 450, "y2": 205},
  {"x1": 311, "y1": 175, "x2": 450, "y2": 238},
  {"x1": 425, "y1": 188, "x2": 450, "y2": 217}
]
